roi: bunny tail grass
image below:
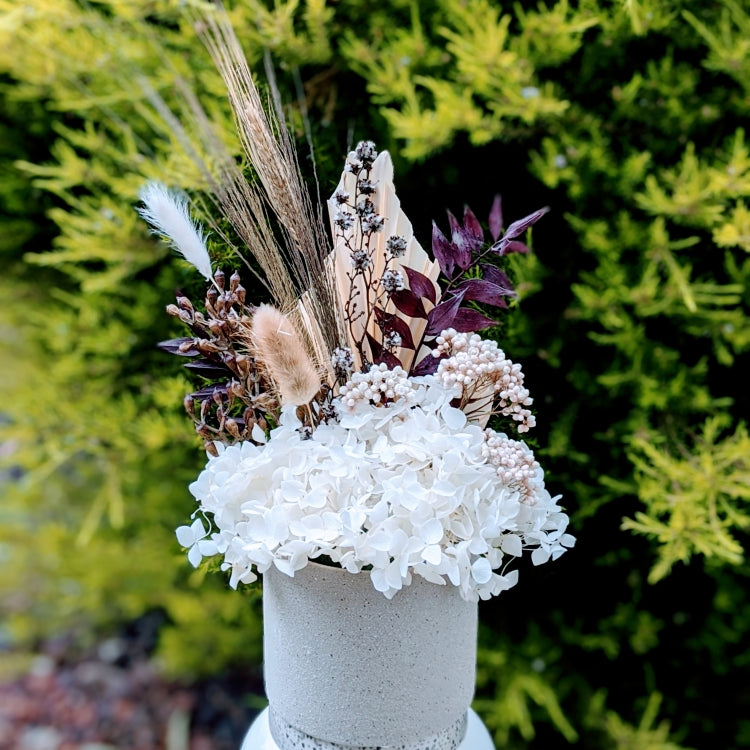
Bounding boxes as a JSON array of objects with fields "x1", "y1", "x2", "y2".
[
  {"x1": 138, "y1": 182, "x2": 214, "y2": 282},
  {"x1": 251, "y1": 305, "x2": 322, "y2": 407}
]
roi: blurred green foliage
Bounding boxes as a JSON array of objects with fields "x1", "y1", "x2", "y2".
[{"x1": 1, "y1": 0, "x2": 748, "y2": 748}]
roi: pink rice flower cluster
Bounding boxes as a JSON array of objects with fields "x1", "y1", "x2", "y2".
[
  {"x1": 482, "y1": 430, "x2": 543, "y2": 504},
  {"x1": 434, "y1": 329, "x2": 536, "y2": 432}
]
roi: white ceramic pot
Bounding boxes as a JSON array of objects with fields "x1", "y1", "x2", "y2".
[{"x1": 261, "y1": 561, "x2": 479, "y2": 749}]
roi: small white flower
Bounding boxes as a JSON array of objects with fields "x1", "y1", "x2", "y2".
[{"x1": 175, "y1": 518, "x2": 218, "y2": 568}]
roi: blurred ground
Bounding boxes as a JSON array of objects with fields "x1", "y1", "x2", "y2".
[{"x1": 0, "y1": 616, "x2": 261, "y2": 750}]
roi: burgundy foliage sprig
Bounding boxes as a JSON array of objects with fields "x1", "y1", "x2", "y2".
[{"x1": 401, "y1": 197, "x2": 549, "y2": 376}]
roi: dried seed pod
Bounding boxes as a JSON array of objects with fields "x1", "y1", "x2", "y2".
[
  {"x1": 195, "y1": 340, "x2": 220, "y2": 354},
  {"x1": 243, "y1": 407, "x2": 255, "y2": 428},
  {"x1": 179, "y1": 340, "x2": 198, "y2": 353},
  {"x1": 205, "y1": 440, "x2": 219, "y2": 457},
  {"x1": 184, "y1": 395, "x2": 195, "y2": 417},
  {"x1": 200, "y1": 399, "x2": 211, "y2": 421},
  {"x1": 212, "y1": 388, "x2": 224, "y2": 406},
  {"x1": 235, "y1": 284, "x2": 246, "y2": 305},
  {"x1": 229, "y1": 271, "x2": 241, "y2": 292},
  {"x1": 234, "y1": 354, "x2": 249, "y2": 378},
  {"x1": 177, "y1": 296, "x2": 194, "y2": 312},
  {"x1": 214, "y1": 294, "x2": 227, "y2": 315},
  {"x1": 224, "y1": 418, "x2": 241, "y2": 438},
  {"x1": 166, "y1": 303, "x2": 181, "y2": 317},
  {"x1": 214, "y1": 269, "x2": 225, "y2": 290}
]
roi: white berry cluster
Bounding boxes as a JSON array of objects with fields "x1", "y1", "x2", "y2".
[
  {"x1": 482, "y1": 430, "x2": 543, "y2": 504},
  {"x1": 434, "y1": 329, "x2": 536, "y2": 432},
  {"x1": 338, "y1": 363, "x2": 415, "y2": 410}
]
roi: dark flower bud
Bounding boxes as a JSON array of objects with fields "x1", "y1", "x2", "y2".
[
  {"x1": 358, "y1": 179, "x2": 376, "y2": 195},
  {"x1": 356, "y1": 198, "x2": 375, "y2": 217},
  {"x1": 355, "y1": 140, "x2": 377, "y2": 167},
  {"x1": 386, "y1": 235, "x2": 408, "y2": 257}
]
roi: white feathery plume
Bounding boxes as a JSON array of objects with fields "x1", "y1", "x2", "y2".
[{"x1": 137, "y1": 182, "x2": 214, "y2": 282}]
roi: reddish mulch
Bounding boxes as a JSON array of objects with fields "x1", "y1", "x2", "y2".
[{"x1": 0, "y1": 621, "x2": 262, "y2": 750}]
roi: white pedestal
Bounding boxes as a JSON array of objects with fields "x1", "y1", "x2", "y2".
[{"x1": 240, "y1": 706, "x2": 495, "y2": 749}]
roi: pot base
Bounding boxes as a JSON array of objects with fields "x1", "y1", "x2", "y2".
[{"x1": 240, "y1": 707, "x2": 495, "y2": 750}]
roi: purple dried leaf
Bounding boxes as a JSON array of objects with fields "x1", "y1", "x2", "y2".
[
  {"x1": 432, "y1": 221, "x2": 457, "y2": 278},
  {"x1": 404, "y1": 266, "x2": 437, "y2": 304},
  {"x1": 463, "y1": 206, "x2": 485, "y2": 243},
  {"x1": 490, "y1": 206, "x2": 549, "y2": 253},
  {"x1": 373, "y1": 308, "x2": 416, "y2": 350},
  {"x1": 489, "y1": 195, "x2": 503, "y2": 241},
  {"x1": 480, "y1": 264, "x2": 515, "y2": 294},
  {"x1": 425, "y1": 290, "x2": 466, "y2": 336},
  {"x1": 447, "y1": 210, "x2": 462, "y2": 243},
  {"x1": 184, "y1": 360, "x2": 233, "y2": 378},
  {"x1": 454, "y1": 278, "x2": 513, "y2": 308},
  {"x1": 446, "y1": 211, "x2": 475, "y2": 268},
  {"x1": 503, "y1": 240, "x2": 530, "y2": 255},
  {"x1": 504, "y1": 206, "x2": 549, "y2": 240},
  {"x1": 411, "y1": 353, "x2": 444, "y2": 376},
  {"x1": 390, "y1": 289, "x2": 427, "y2": 319},
  {"x1": 366, "y1": 333, "x2": 402, "y2": 369},
  {"x1": 451, "y1": 308, "x2": 498, "y2": 332}
]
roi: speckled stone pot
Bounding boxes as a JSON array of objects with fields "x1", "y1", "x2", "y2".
[{"x1": 262, "y1": 562, "x2": 478, "y2": 748}]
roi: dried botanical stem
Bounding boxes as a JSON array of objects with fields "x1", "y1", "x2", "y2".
[{"x1": 193, "y1": 4, "x2": 345, "y2": 362}]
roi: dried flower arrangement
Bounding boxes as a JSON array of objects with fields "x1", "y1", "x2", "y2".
[{"x1": 139, "y1": 6, "x2": 574, "y2": 601}]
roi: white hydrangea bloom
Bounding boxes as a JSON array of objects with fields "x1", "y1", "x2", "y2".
[{"x1": 179, "y1": 375, "x2": 574, "y2": 601}]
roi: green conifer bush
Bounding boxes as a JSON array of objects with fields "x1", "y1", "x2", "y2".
[{"x1": 1, "y1": 0, "x2": 748, "y2": 747}]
